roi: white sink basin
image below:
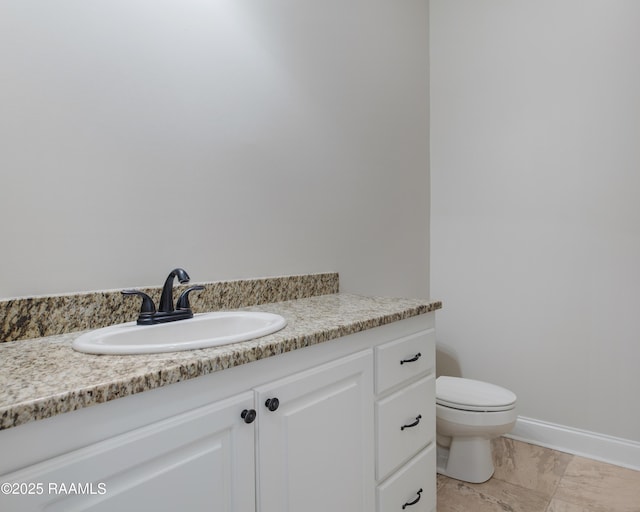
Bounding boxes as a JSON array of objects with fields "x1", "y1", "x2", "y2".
[{"x1": 72, "y1": 311, "x2": 287, "y2": 355}]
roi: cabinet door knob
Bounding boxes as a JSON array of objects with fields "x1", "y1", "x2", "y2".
[
  {"x1": 241, "y1": 409, "x2": 256, "y2": 424},
  {"x1": 400, "y1": 414, "x2": 422, "y2": 431},
  {"x1": 265, "y1": 398, "x2": 280, "y2": 411},
  {"x1": 402, "y1": 488, "x2": 423, "y2": 509},
  {"x1": 400, "y1": 353, "x2": 421, "y2": 365}
]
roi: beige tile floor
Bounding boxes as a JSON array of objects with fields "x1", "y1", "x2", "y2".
[{"x1": 437, "y1": 437, "x2": 640, "y2": 512}]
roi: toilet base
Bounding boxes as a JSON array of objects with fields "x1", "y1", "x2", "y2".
[{"x1": 436, "y1": 436, "x2": 494, "y2": 483}]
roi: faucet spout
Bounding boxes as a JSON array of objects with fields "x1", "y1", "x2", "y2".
[{"x1": 158, "y1": 268, "x2": 190, "y2": 313}]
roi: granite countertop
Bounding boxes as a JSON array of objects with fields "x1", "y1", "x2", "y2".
[{"x1": 0, "y1": 293, "x2": 441, "y2": 431}]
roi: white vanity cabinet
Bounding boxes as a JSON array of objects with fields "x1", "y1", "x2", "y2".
[{"x1": 0, "y1": 313, "x2": 435, "y2": 512}]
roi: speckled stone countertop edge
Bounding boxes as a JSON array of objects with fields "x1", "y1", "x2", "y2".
[{"x1": 0, "y1": 294, "x2": 442, "y2": 431}]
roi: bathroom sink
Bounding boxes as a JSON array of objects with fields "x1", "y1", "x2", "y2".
[{"x1": 72, "y1": 311, "x2": 287, "y2": 355}]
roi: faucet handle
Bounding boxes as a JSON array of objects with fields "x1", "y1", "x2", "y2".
[
  {"x1": 176, "y1": 285, "x2": 205, "y2": 311},
  {"x1": 122, "y1": 290, "x2": 157, "y2": 317}
]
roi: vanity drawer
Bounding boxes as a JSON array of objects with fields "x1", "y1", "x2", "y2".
[
  {"x1": 377, "y1": 444, "x2": 436, "y2": 512},
  {"x1": 375, "y1": 330, "x2": 435, "y2": 394},
  {"x1": 376, "y1": 374, "x2": 435, "y2": 481}
]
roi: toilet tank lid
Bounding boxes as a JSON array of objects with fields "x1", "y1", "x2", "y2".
[{"x1": 436, "y1": 376, "x2": 517, "y2": 411}]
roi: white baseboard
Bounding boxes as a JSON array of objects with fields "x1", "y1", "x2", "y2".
[{"x1": 506, "y1": 416, "x2": 640, "y2": 471}]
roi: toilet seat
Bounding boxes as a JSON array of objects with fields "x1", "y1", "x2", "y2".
[{"x1": 436, "y1": 376, "x2": 516, "y2": 412}]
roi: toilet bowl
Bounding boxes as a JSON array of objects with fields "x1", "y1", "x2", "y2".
[{"x1": 436, "y1": 376, "x2": 517, "y2": 483}]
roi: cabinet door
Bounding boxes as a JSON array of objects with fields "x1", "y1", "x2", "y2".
[
  {"x1": 0, "y1": 392, "x2": 256, "y2": 512},
  {"x1": 256, "y1": 350, "x2": 374, "y2": 512}
]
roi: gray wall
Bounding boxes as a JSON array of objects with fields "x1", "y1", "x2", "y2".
[
  {"x1": 431, "y1": 0, "x2": 640, "y2": 442},
  {"x1": 0, "y1": 0, "x2": 430, "y2": 299}
]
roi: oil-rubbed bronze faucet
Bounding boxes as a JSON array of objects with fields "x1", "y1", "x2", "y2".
[{"x1": 122, "y1": 268, "x2": 204, "y2": 325}]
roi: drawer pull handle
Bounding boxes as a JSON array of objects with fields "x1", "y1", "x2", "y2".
[
  {"x1": 241, "y1": 409, "x2": 256, "y2": 424},
  {"x1": 400, "y1": 353, "x2": 421, "y2": 365},
  {"x1": 402, "y1": 488, "x2": 423, "y2": 509},
  {"x1": 400, "y1": 414, "x2": 422, "y2": 431},
  {"x1": 265, "y1": 397, "x2": 280, "y2": 412}
]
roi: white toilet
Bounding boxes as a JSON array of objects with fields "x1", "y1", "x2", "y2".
[{"x1": 436, "y1": 376, "x2": 517, "y2": 483}]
